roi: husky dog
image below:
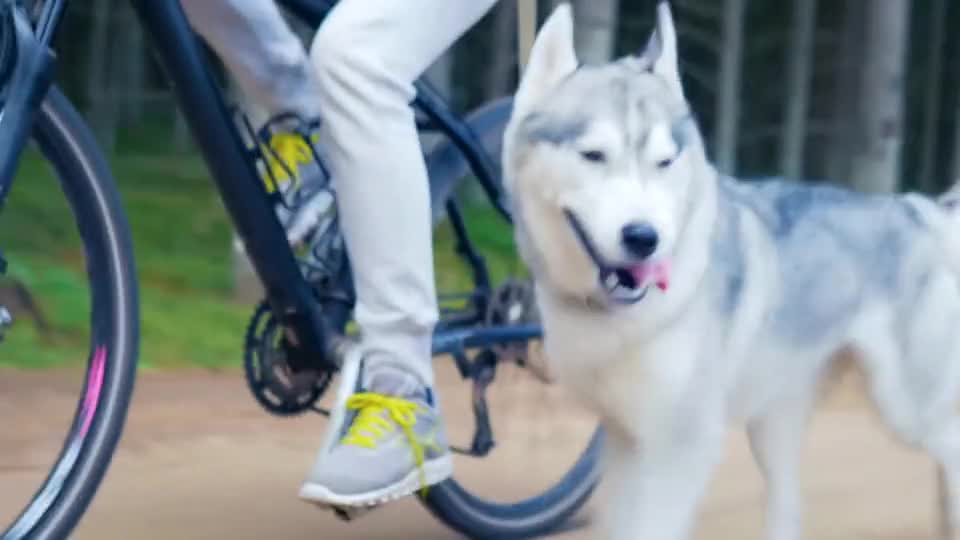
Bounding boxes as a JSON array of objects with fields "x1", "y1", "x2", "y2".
[{"x1": 502, "y1": 3, "x2": 960, "y2": 539}]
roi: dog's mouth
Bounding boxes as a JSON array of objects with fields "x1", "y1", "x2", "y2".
[
  {"x1": 601, "y1": 262, "x2": 671, "y2": 303},
  {"x1": 563, "y1": 209, "x2": 671, "y2": 306},
  {"x1": 602, "y1": 267, "x2": 650, "y2": 303}
]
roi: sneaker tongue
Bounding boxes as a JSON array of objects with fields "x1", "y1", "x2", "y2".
[{"x1": 363, "y1": 359, "x2": 425, "y2": 400}]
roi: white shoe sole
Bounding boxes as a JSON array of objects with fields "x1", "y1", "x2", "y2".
[{"x1": 298, "y1": 454, "x2": 454, "y2": 507}]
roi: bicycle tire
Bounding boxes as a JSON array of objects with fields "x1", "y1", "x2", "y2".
[
  {"x1": 422, "y1": 429, "x2": 604, "y2": 539},
  {"x1": 420, "y1": 98, "x2": 604, "y2": 539},
  {"x1": 2, "y1": 85, "x2": 140, "y2": 540}
]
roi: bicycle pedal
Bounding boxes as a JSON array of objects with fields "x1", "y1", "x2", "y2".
[{"x1": 330, "y1": 504, "x2": 381, "y2": 522}]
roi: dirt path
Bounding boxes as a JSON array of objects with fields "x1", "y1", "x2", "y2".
[{"x1": 0, "y1": 364, "x2": 947, "y2": 539}]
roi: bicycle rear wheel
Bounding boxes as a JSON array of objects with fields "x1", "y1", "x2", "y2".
[
  {"x1": 1, "y1": 86, "x2": 139, "y2": 540},
  {"x1": 423, "y1": 425, "x2": 603, "y2": 539}
]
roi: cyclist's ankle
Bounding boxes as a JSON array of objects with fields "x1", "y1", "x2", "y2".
[
  {"x1": 360, "y1": 333, "x2": 435, "y2": 387},
  {"x1": 363, "y1": 357, "x2": 431, "y2": 400}
]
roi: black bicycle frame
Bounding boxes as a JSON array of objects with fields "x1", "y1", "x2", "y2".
[
  {"x1": 0, "y1": 2, "x2": 56, "y2": 201},
  {"x1": 131, "y1": 0, "x2": 336, "y2": 370},
  {"x1": 0, "y1": 0, "x2": 534, "y2": 372}
]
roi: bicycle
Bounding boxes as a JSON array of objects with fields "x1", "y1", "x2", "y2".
[{"x1": 0, "y1": 1, "x2": 604, "y2": 539}]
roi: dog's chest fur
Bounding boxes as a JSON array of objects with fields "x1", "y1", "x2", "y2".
[{"x1": 538, "y1": 288, "x2": 728, "y2": 436}]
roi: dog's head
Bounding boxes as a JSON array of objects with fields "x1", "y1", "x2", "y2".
[{"x1": 503, "y1": 2, "x2": 711, "y2": 305}]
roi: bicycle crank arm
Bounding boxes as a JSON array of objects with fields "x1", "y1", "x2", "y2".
[
  {"x1": 330, "y1": 504, "x2": 382, "y2": 522},
  {"x1": 451, "y1": 348, "x2": 497, "y2": 458}
]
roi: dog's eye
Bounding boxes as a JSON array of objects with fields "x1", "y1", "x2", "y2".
[
  {"x1": 579, "y1": 150, "x2": 607, "y2": 163},
  {"x1": 656, "y1": 156, "x2": 674, "y2": 169}
]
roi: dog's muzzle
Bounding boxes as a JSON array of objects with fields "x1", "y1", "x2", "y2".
[{"x1": 562, "y1": 209, "x2": 654, "y2": 305}]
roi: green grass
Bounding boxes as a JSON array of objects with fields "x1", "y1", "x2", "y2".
[{"x1": 0, "y1": 145, "x2": 523, "y2": 370}]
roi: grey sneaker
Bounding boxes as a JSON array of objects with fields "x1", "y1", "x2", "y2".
[{"x1": 298, "y1": 359, "x2": 453, "y2": 507}]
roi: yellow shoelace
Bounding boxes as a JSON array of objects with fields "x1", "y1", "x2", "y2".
[
  {"x1": 341, "y1": 392, "x2": 431, "y2": 496},
  {"x1": 261, "y1": 132, "x2": 315, "y2": 193}
]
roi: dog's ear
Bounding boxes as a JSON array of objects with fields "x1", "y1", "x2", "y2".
[
  {"x1": 638, "y1": 2, "x2": 683, "y2": 96},
  {"x1": 514, "y1": 3, "x2": 578, "y2": 117}
]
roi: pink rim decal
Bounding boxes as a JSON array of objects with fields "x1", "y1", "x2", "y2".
[{"x1": 79, "y1": 345, "x2": 107, "y2": 438}]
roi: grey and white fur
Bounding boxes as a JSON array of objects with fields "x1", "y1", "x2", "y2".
[{"x1": 502, "y1": 3, "x2": 960, "y2": 539}]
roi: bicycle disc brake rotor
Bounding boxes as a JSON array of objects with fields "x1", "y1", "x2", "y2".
[{"x1": 243, "y1": 301, "x2": 332, "y2": 416}]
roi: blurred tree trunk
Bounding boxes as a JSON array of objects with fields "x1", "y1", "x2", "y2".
[
  {"x1": 520, "y1": 1, "x2": 542, "y2": 69},
  {"x1": 88, "y1": 0, "x2": 117, "y2": 151},
  {"x1": 539, "y1": 0, "x2": 563, "y2": 17},
  {"x1": 714, "y1": 0, "x2": 745, "y2": 175},
  {"x1": 848, "y1": 0, "x2": 910, "y2": 194},
  {"x1": 779, "y1": 0, "x2": 817, "y2": 180},
  {"x1": 427, "y1": 48, "x2": 485, "y2": 207},
  {"x1": 952, "y1": 96, "x2": 960, "y2": 185},
  {"x1": 571, "y1": 0, "x2": 619, "y2": 64},
  {"x1": 918, "y1": 0, "x2": 947, "y2": 193},
  {"x1": 422, "y1": 51, "x2": 453, "y2": 157},
  {"x1": 119, "y1": 3, "x2": 145, "y2": 125},
  {"x1": 486, "y1": 1, "x2": 517, "y2": 98},
  {"x1": 173, "y1": 112, "x2": 193, "y2": 153},
  {"x1": 825, "y1": 0, "x2": 865, "y2": 184}
]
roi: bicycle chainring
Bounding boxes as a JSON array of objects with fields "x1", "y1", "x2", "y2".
[
  {"x1": 243, "y1": 301, "x2": 332, "y2": 416},
  {"x1": 483, "y1": 278, "x2": 551, "y2": 382}
]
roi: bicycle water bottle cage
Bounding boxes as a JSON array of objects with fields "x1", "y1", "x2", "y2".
[{"x1": 234, "y1": 109, "x2": 329, "y2": 199}]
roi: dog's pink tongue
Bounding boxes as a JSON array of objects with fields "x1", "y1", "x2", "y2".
[{"x1": 629, "y1": 259, "x2": 672, "y2": 291}]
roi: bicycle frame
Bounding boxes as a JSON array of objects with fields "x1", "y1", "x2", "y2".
[{"x1": 0, "y1": 0, "x2": 540, "y2": 373}]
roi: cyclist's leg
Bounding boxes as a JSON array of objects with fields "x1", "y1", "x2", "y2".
[
  {"x1": 180, "y1": 0, "x2": 319, "y2": 118},
  {"x1": 298, "y1": 0, "x2": 498, "y2": 506},
  {"x1": 311, "y1": 0, "x2": 497, "y2": 387},
  {"x1": 181, "y1": 0, "x2": 331, "y2": 243}
]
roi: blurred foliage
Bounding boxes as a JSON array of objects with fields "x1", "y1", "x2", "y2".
[
  {"x1": 3, "y1": 0, "x2": 960, "y2": 369},
  {"x1": 0, "y1": 140, "x2": 521, "y2": 369}
]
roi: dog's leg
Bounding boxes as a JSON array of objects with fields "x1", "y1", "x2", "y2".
[
  {"x1": 868, "y1": 373, "x2": 960, "y2": 539},
  {"x1": 938, "y1": 464, "x2": 959, "y2": 540},
  {"x1": 923, "y1": 421, "x2": 960, "y2": 540},
  {"x1": 857, "y1": 324, "x2": 960, "y2": 540},
  {"x1": 599, "y1": 412, "x2": 726, "y2": 540},
  {"x1": 747, "y1": 398, "x2": 812, "y2": 540},
  {"x1": 599, "y1": 435, "x2": 645, "y2": 540}
]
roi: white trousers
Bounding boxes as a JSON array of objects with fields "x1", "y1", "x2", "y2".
[{"x1": 181, "y1": 0, "x2": 499, "y2": 385}]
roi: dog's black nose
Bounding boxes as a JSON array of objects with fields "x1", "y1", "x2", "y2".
[{"x1": 621, "y1": 222, "x2": 659, "y2": 259}]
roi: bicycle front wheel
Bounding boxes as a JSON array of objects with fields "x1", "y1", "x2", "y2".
[{"x1": 1, "y1": 86, "x2": 139, "y2": 540}]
